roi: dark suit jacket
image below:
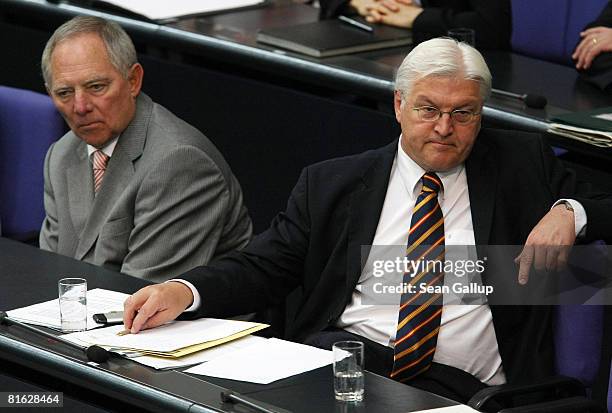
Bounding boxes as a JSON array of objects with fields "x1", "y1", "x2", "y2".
[
  {"x1": 182, "y1": 128, "x2": 612, "y2": 385},
  {"x1": 579, "y1": 1, "x2": 612, "y2": 90},
  {"x1": 318, "y1": 0, "x2": 511, "y2": 50}
]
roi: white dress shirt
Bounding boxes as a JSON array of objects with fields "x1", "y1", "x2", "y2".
[
  {"x1": 86, "y1": 136, "x2": 119, "y2": 159},
  {"x1": 337, "y1": 139, "x2": 507, "y2": 385}
]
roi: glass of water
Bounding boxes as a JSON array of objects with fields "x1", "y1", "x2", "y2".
[
  {"x1": 58, "y1": 278, "x2": 87, "y2": 332},
  {"x1": 333, "y1": 341, "x2": 364, "y2": 402}
]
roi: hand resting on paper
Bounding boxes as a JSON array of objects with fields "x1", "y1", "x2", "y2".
[{"x1": 123, "y1": 282, "x2": 193, "y2": 333}]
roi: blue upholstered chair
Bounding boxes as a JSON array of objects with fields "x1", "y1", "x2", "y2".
[
  {"x1": 511, "y1": 0, "x2": 609, "y2": 65},
  {"x1": 469, "y1": 246, "x2": 610, "y2": 412},
  {"x1": 554, "y1": 305, "x2": 604, "y2": 396},
  {"x1": 0, "y1": 85, "x2": 65, "y2": 242}
]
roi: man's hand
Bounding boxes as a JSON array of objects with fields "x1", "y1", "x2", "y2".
[
  {"x1": 572, "y1": 26, "x2": 612, "y2": 70},
  {"x1": 349, "y1": 0, "x2": 381, "y2": 16},
  {"x1": 365, "y1": 3, "x2": 423, "y2": 28},
  {"x1": 373, "y1": 0, "x2": 414, "y2": 13},
  {"x1": 515, "y1": 204, "x2": 576, "y2": 285},
  {"x1": 123, "y1": 282, "x2": 194, "y2": 333}
]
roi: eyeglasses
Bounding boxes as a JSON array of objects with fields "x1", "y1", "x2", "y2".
[{"x1": 412, "y1": 106, "x2": 481, "y2": 124}]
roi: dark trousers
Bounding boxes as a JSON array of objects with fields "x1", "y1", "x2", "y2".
[{"x1": 304, "y1": 327, "x2": 489, "y2": 405}]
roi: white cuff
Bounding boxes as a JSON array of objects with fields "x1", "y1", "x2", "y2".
[
  {"x1": 553, "y1": 199, "x2": 587, "y2": 237},
  {"x1": 166, "y1": 279, "x2": 201, "y2": 312}
]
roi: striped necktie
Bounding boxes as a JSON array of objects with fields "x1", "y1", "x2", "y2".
[
  {"x1": 391, "y1": 172, "x2": 445, "y2": 382},
  {"x1": 92, "y1": 150, "x2": 110, "y2": 194}
]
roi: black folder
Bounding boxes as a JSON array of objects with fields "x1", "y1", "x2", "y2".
[
  {"x1": 256, "y1": 19, "x2": 412, "y2": 58},
  {"x1": 551, "y1": 106, "x2": 612, "y2": 132}
]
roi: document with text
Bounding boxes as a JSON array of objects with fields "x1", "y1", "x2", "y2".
[{"x1": 7, "y1": 288, "x2": 128, "y2": 330}]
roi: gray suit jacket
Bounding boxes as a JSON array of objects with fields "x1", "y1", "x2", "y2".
[{"x1": 40, "y1": 93, "x2": 252, "y2": 282}]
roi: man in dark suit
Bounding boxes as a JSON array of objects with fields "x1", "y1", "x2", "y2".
[
  {"x1": 318, "y1": 0, "x2": 511, "y2": 50},
  {"x1": 123, "y1": 38, "x2": 611, "y2": 402}
]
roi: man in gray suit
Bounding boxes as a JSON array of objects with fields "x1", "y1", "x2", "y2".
[{"x1": 39, "y1": 16, "x2": 252, "y2": 282}]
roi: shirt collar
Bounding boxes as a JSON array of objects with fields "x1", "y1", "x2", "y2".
[
  {"x1": 395, "y1": 135, "x2": 464, "y2": 200},
  {"x1": 87, "y1": 135, "x2": 119, "y2": 159}
]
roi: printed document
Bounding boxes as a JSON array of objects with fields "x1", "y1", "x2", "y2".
[{"x1": 7, "y1": 288, "x2": 128, "y2": 330}]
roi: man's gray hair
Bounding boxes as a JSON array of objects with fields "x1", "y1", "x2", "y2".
[
  {"x1": 395, "y1": 38, "x2": 492, "y2": 102},
  {"x1": 41, "y1": 16, "x2": 138, "y2": 87}
]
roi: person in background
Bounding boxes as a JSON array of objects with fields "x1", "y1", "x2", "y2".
[
  {"x1": 572, "y1": 1, "x2": 612, "y2": 90},
  {"x1": 39, "y1": 16, "x2": 252, "y2": 282},
  {"x1": 318, "y1": 0, "x2": 511, "y2": 50}
]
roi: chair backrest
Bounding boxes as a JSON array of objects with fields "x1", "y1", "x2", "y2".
[
  {"x1": 0, "y1": 85, "x2": 64, "y2": 238},
  {"x1": 554, "y1": 305, "x2": 604, "y2": 389},
  {"x1": 511, "y1": 0, "x2": 609, "y2": 65},
  {"x1": 553, "y1": 241, "x2": 611, "y2": 405}
]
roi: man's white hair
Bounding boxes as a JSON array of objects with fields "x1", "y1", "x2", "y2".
[{"x1": 395, "y1": 38, "x2": 492, "y2": 102}]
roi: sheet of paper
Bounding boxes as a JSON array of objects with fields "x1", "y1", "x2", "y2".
[
  {"x1": 101, "y1": 0, "x2": 265, "y2": 20},
  {"x1": 7, "y1": 288, "x2": 128, "y2": 330},
  {"x1": 185, "y1": 338, "x2": 333, "y2": 384},
  {"x1": 415, "y1": 406, "x2": 479, "y2": 413},
  {"x1": 131, "y1": 335, "x2": 266, "y2": 369},
  {"x1": 594, "y1": 113, "x2": 612, "y2": 122},
  {"x1": 62, "y1": 318, "x2": 267, "y2": 353}
]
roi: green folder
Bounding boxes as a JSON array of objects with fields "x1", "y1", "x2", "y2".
[{"x1": 551, "y1": 107, "x2": 612, "y2": 132}]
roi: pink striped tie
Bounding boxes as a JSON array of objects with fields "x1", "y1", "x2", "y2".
[{"x1": 92, "y1": 150, "x2": 110, "y2": 194}]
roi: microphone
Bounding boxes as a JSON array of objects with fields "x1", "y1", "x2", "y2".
[
  {"x1": 491, "y1": 88, "x2": 547, "y2": 109},
  {"x1": 0, "y1": 311, "x2": 110, "y2": 363}
]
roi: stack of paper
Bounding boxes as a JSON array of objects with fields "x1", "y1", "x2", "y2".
[
  {"x1": 65, "y1": 331, "x2": 267, "y2": 370},
  {"x1": 548, "y1": 123, "x2": 612, "y2": 147},
  {"x1": 132, "y1": 335, "x2": 267, "y2": 370},
  {"x1": 7, "y1": 288, "x2": 129, "y2": 330},
  {"x1": 63, "y1": 318, "x2": 268, "y2": 358},
  {"x1": 548, "y1": 107, "x2": 612, "y2": 147}
]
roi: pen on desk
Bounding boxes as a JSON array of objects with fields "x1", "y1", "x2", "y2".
[
  {"x1": 338, "y1": 15, "x2": 374, "y2": 33},
  {"x1": 116, "y1": 329, "x2": 131, "y2": 336}
]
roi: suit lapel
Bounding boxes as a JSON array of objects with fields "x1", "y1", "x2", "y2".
[
  {"x1": 67, "y1": 139, "x2": 94, "y2": 243},
  {"x1": 466, "y1": 133, "x2": 498, "y2": 254},
  {"x1": 74, "y1": 94, "x2": 151, "y2": 260},
  {"x1": 345, "y1": 142, "x2": 397, "y2": 294}
]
